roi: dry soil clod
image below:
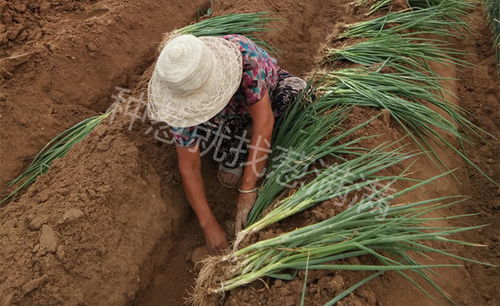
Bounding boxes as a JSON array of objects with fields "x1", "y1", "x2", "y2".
[{"x1": 39, "y1": 225, "x2": 59, "y2": 253}]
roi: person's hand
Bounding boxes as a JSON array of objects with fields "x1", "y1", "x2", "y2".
[
  {"x1": 201, "y1": 219, "x2": 228, "y2": 255},
  {"x1": 235, "y1": 191, "x2": 257, "y2": 234}
]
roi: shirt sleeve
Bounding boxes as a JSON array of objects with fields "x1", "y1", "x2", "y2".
[
  {"x1": 170, "y1": 126, "x2": 198, "y2": 147},
  {"x1": 241, "y1": 52, "x2": 268, "y2": 105},
  {"x1": 228, "y1": 35, "x2": 277, "y2": 106}
]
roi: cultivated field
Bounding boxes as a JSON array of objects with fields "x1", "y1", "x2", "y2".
[{"x1": 0, "y1": 0, "x2": 498, "y2": 305}]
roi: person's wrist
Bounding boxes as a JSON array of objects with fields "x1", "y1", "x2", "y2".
[
  {"x1": 238, "y1": 187, "x2": 257, "y2": 194},
  {"x1": 239, "y1": 184, "x2": 256, "y2": 193}
]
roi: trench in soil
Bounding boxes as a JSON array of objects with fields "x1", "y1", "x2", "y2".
[{"x1": 134, "y1": 159, "x2": 238, "y2": 305}]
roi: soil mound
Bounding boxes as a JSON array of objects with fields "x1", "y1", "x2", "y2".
[{"x1": 0, "y1": 117, "x2": 187, "y2": 305}]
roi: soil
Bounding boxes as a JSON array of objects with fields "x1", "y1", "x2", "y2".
[{"x1": 0, "y1": 0, "x2": 498, "y2": 306}]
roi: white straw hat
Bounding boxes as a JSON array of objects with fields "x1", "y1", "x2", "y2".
[{"x1": 147, "y1": 34, "x2": 243, "y2": 127}]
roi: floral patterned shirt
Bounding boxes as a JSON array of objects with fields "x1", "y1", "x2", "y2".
[{"x1": 170, "y1": 34, "x2": 279, "y2": 147}]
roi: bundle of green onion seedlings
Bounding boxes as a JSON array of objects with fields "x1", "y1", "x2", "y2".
[
  {"x1": 321, "y1": 68, "x2": 480, "y2": 136},
  {"x1": 327, "y1": 34, "x2": 470, "y2": 75},
  {"x1": 354, "y1": 0, "x2": 391, "y2": 15},
  {"x1": 194, "y1": 171, "x2": 491, "y2": 305},
  {"x1": 317, "y1": 68, "x2": 494, "y2": 183},
  {"x1": 483, "y1": 0, "x2": 500, "y2": 66},
  {"x1": 175, "y1": 12, "x2": 276, "y2": 51},
  {"x1": 246, "y1": 89, "x2": 377, "y2": 225},
  {"x1": 408, "y1": 0, "x2": 474, "y2": 9},
  {"x1": 360, "y1": 0, "x2": 470, "y2": 15},
  {"x1": 1, "y1": 113, "x2": 110, "y2": 205},
  {"x1": 356, "y1": 0, "x2": 471, "y2": 13},
  {"x1": 340, "y1": 0, "x2": 472, "y2": 38},
  {"x1": 241, "y1": 144, "x2": 417, "y2": 245}
]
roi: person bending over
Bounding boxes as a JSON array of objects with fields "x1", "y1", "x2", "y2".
[{"x1": 147, "y1": 34, "x2": 306, "y2": 253}]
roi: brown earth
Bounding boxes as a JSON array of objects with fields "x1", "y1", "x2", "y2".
[
  {"x1": 0, "y1": 0, "x2": 498, "y2": 305},
  {"x1": 0, "y1": 0, "x2": 207, "y2": 188},
  {"x1": 224, "y1": 7, "x2": 500, "y2": 305}
]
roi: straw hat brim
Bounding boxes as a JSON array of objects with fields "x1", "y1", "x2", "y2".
[{"x1": 147, "y1": 37, "x2": 243, "y2": 128}]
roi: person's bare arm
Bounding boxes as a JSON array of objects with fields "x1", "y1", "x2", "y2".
[
  {"x1": 235, "y1": 91, "x2": 274, "y2": 233},
  {"x1": 241, "y1": 91, "x2": 274, "y2": 190},
  {"x1": 176, "y1": 145, "x2": 227, "y2": 252}
]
